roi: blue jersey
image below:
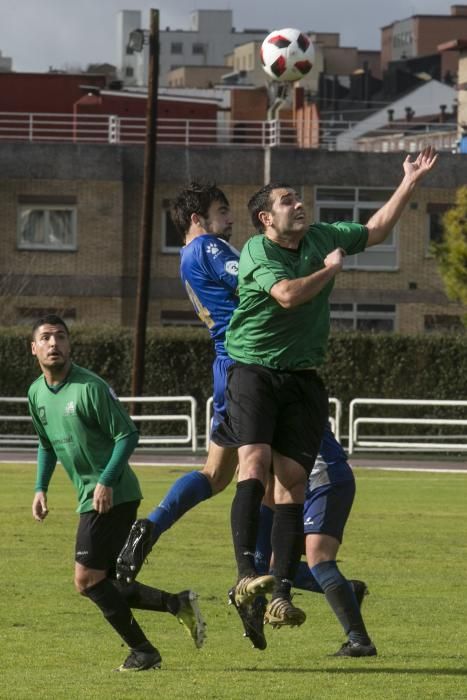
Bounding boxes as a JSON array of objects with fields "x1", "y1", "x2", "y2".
[{"x1": 180, "y1": 234, "x2": 239, "y2": 357}]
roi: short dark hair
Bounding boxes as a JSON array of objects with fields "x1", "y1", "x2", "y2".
[
  {"x1": 170, "y1": 181, "x2": 229, "y2": 242},
  {"x1": 247, "y1": 182, "x2": 292, "y2": 233},
  {"x1": 32, "y1": 314, "x2": 69, "y2": 339}
]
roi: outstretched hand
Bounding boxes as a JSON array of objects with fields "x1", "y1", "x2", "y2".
[{"x1": 403, "y1": 146, "x2": 438, "y2": 183}]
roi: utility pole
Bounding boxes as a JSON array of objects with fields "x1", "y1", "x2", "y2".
[{"x1": 130, "y1": 9, "x2": 160, "y2": 400}]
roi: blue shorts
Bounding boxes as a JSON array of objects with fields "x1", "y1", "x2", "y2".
[
  {"x1": 303, "y1": 478, "x2": 355, "y2": 543},
  {"x1": 211, "y1": 355, "x2": 234, "y2": 432}
]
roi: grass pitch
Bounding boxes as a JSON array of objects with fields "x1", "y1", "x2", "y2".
[{"x1": 1, "y1": 462, "x2": 466, "y2": 699}]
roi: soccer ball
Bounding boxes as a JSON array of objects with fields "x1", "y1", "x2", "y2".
[{"x1": 260, "y1": 28, "x2": 314, "y2": 82}]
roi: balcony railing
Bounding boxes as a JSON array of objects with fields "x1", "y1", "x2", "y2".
[{"x1": 0, "y1": 111, "x2": 458, "y2": 152}]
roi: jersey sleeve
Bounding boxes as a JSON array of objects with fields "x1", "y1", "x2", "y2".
[
  {"x1": 244, "y1": 239, "x2": 289, "y2": 293},
  {"x1": 201, "y1": 238, "x2": 239, "y2": 292},
  {"x1": 312, "y1": 222, "x2": 368, "y2": 256},
  {"x1": 82, "y1": 380, "x2": 138, "y2": 443}
]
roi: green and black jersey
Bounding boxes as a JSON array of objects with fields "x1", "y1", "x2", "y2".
[
  {"x1": 225, "y1": 222, "x2": 368, "y2": 370},
  {"x1": 28, "y1": 363, "x2": 142, "y2": 513}
]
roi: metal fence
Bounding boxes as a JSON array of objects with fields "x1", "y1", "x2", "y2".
[
  {"x1": 0, "y1": 111, "x2": 458, "y2": 152},
  {"x1": 205, "y1": 397, "x2": 342, "y2": 449},
  {"x1": 0, "y1": 395, "x2": 198, "y2": 452},
  {"x1": 2, "y1": 395, "x2": 465, "y2": 456},
  {"x1": 348, "y1": 398, "x2": 467, "y2": 454}
]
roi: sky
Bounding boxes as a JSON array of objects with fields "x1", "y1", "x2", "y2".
[{"x1": 0, "y1": 0, "x2": 459, "y2": 73}]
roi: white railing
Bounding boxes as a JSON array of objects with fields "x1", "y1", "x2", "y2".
[
  {"x1": 329, "y1": 398, "x2": 342, "y2": 442},
  {"x1": 204, "y1": 396, "x2": 342, "y2": 451},
  {"x1": 348, "y1": 398, "x2": 467, "y2": 454},
  {"x1": 119, "y1": 396, "x2": 198, "y2": 452},
  {"x1": 0, "y1": 111, "x2": 457, "y2": 152},
  {"x1": 0, "y1": 397, "x2": 39, "y2": 446},
  {"x1": 0, "y1": 395, "x2": 198, "y2": 452},
  {"x1": 2, "y1": 395, "x2": 466, "y2": 456}
]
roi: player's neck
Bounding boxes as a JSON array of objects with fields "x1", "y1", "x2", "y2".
[
  {"x1": 185, "y1": 225, "x2": 209, "y2": 245},
  {"x1": 265, "y1": 230, "x2": 302, "y2": 250},
  {"x1": 42, "y1": 360, "x2": 72, "y2": 386}
]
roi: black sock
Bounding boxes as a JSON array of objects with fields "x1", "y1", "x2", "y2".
[
  {"x1": 231, "y1": 479, "x2": 265, "y2": 579},
  {"x1": 83, "y1": 578, "x2": 153, "y2": 650},
  {"x1": 271, "y1": 503, "x2": 304, "y2": 599},
  {"x1": 113, "y1": 580, "x2": 180, "y2": 614},
  {"x1": 311, "y1": 561, "x2": 371, "y2": 645}
]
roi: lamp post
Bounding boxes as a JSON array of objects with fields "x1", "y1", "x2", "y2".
[{"x1": 129, "y1": 9, "x2": 160, "y2": 401}]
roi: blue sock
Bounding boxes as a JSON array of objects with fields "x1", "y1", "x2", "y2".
[
  {"x1": 311, "y1": 560, "x2": 371, "y2": 644},
  {"x1": 293, "y1": 561, "x2": 323, "y2": 593},
  {"x1": 254, "y1": 504, "x2": 274, "y2": 574},
  {"x1": 146, "y1": 471, "x2": 212, "y2": 543}
]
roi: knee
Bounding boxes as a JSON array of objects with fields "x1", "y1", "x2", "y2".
[
  {"x1": 75, "y1": 575, "x2": 89, "y2": 595},
  {"x1": 202, "y1": 445, "x2": 238, "y2": 494},
  {"x1": 201, "y1": 464, "x2": 235, "y2": 494},
  {"x1": 74, "y1": 570, "x2": 106, "y2": 595},
  {"x1": 238, "y1": 445, "x2": 271, "y2": 483},
  {"x1": 305, "y1": 534, "x2": 340, "y2": 568}
]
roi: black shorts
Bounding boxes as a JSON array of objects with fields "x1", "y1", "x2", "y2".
[
  {"x1": 75, "y1": 500, "x2": 140, "y2": 573},
  {"x1": 211, "y1": 363, "x2": 328, "y2": 474}
]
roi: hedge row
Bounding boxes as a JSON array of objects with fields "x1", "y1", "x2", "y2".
[{"x1": 1, "y1": 326, "x2": 466, "y2": 432}]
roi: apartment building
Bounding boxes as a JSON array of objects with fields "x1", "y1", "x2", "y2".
[
  {"x1": 117, "y1": 9, "x2": 268, "y2": 87},
  {"x1": 381, "y1": 4, "x2": 467, "y2": 77},
  {"x1": 0, "y1": 142, "x2": 464, "y2": 334}
]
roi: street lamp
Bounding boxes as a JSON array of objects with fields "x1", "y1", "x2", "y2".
[
  {"x1": 127, "y1": 29, "x2": 147, "y2": 54},
  {"x1": 129, "y1": 9, "x2": 160, "y2": 401}
]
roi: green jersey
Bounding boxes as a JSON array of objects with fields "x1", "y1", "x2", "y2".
[
  {"x1": 225, "y1": 221, "x2": 368, "y2": 370},
  {"x1": 28, "y1": 363, "x2": 142, "y2": 513}
]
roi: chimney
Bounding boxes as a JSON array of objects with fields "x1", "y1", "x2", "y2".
[
  {"x1": 440, "y1": 104, "x2": 447, "y2": 123},
  {"x1": 387, "y1": 108, "x2": 394, "y2": 122},
  {"x1": 405, "y1": 106, "x2": 414, "y2": 122}
]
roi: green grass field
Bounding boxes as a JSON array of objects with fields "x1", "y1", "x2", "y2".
[{"x1": 1, "y1": 462, "x2": 466, "y2": 700}]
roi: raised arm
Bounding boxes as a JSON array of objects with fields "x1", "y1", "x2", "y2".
[{"x1": 366, "y1": 146, "x2": 438, "y2": 247}]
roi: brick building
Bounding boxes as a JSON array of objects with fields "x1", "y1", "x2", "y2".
[
  {"x1": 0, "y1": 142, "x2": 464, "y2": 334},
  {"x1": 381, "y1": 4, "x2": 467, "y2": 77}
]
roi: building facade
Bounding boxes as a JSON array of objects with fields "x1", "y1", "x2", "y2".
[
  {"x1": 381, "y1": 4, "x2": 467, "y2": 76},
  {"x1": 117, "y1": 9, "x2": 268, "y2": 87},
  {"x1": 0, "y1": 142, "x2": 464, "y2": 334}
]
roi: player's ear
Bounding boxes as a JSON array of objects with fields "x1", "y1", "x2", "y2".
[
  {"x1": 31, "y1": 341, "x2": 37, "y2": 356},
  {"x1": 258, "y1": 210, "x2": 272, "y2": 228}
]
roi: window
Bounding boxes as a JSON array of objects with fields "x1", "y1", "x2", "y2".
[
  {"x1": 161, "y1": 201, "x2": 182, "y2": 252},
  {"x1": 17, "y1": 199, "x2": 77, "y2": 251},
  {"x1": 125, "y1": 66, "x2": 134, "y2": 77},
  {"x1": 330, "y1": 303, "x2": 396, "y2": 332},
  {"x1": 171, "y1": 42, "x2": 183, "y2": 55},
  {"x1": 315, "y1": 187, "x2": 398, "y2": 270},
  {"x1": 426, "y1": 203, "x2": 452, "y2": 253},
  {"x1": 192, "y1": 43, "x2": 205, "y2": 56},
  {"x1": 424, "y1": 314, "x2": 463, "y2": 333}
]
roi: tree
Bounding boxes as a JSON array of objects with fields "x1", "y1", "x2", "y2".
[{"x1": 434, "y1": 185, "x2": 467, "y2": 315}]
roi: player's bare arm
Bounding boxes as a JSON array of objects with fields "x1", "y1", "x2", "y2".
[
  {"x1": 270, "y1": 247, "x2": 345, "y2": 308},
  {"x1": 366, "y1": 146, "x2": 438, "y2": 247}
]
